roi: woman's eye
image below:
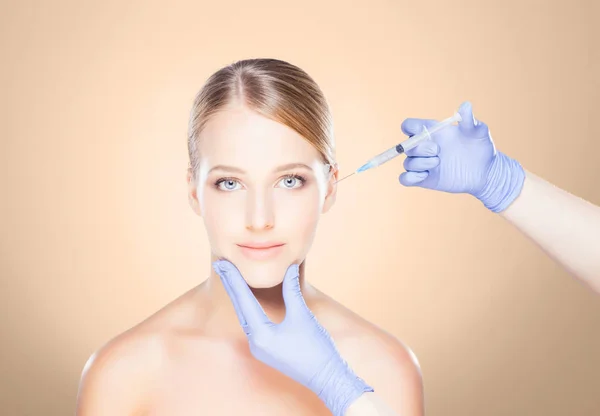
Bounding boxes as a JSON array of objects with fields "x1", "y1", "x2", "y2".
[
  {"x1": 217, "y1": 179, "x2": 241, "y2": 191},
  {"x1": 277, "y1": 175, "x2": 305, "y2": 189},
  {"x1": 216, "y1": 175, "x2": 305, "y2": 191}
]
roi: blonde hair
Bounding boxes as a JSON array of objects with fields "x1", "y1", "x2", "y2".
[{"x1": 187, "y1": 58, "x2": 336, "y2": 181}]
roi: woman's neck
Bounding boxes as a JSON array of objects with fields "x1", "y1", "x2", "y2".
[{"x1": 195, "y1": 258, "x2": 317, "y2": 339}]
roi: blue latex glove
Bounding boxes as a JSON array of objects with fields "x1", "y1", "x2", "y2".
[
  {"x1": 399, "y1": 101, "x2": 525, "y2": 213},
  {"x1": 212, "y1": 259, "x2": 373, "y2": 416}
]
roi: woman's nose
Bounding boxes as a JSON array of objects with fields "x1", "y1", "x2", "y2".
[{"x1": 245, "y1": 189, "x2": 274, "y2": 231}]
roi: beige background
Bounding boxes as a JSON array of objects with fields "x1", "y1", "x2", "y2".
[{"x1": 1, "y1": 0, "x2": 598, "y2": 414}]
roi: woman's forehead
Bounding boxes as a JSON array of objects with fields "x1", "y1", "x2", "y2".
[
  {"x1": 198, "y1": 106, "x2": 323, "y2": 168},
  {"x1": 200, "y1": 149, "x2": 323, "y2": 175}
]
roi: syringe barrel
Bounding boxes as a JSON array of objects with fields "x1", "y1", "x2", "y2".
[
  {"x1": 399, "y1": 126, "x2": 431, "y2": 152},
  {"x1": 358, "y1": 111, "x2": 461, "y2": 173},
  {"x1": 369, "y1": 146, "x2": 401, "y2": 168},
  {"x1": 399, "y1": 112, "x2": 461, "y2": 152}
]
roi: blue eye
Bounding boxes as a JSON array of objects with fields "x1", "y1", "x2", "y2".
[
  {"x1": 215, "y1": 179, "x2": 241, "y2": 191},
  {"x1": 214, "y1": 174, "x2": 307, "y2": 192},
  {"x1": 278, "y1": 174, "x2": 306, "y2": 189}
]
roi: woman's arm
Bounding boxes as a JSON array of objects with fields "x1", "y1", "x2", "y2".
[
  {"x1": 345, "y1": 392, "x2": 399, "y2": 416},
  {"x1": 500, "y1": 169, "x2": 600, "y2": 293}
]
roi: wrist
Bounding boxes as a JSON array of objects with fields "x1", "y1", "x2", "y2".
[
  {"x1": 475, "y1": 151, "x2": 525, "y2": 213},
  {"x1": 309, "y1": 356, "x2": 374, "y2": 416}
]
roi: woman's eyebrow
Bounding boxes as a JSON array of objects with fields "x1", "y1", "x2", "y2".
[{"x1": 208, "y1": 163, "x2": 314, "y2": 174}]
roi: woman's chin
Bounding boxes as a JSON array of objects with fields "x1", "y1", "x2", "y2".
[
  {"x1": 241, "y1": 268, "x2": 286, "y2": 289},
  {"x1": 245, "y1": 278, "x2": 284, "y2": 289},
  {"x1": 234, "y1": 260, "x2": 291, "y2": 289}
]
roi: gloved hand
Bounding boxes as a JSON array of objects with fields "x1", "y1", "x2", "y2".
[
  {"x1": 399, "y1": 101, "x2": 525, "y2": 213},
  {"x1": 212, "y1": 259, "x2": 373, "y2": 416}
]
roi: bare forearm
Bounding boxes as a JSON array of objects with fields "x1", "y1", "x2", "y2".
[
  {"x1": 500, "y1": 170, "x2": 600, "y2": 293},
  {"x1": 345, "y1": 393, "x2": 399, "y2": 416}
]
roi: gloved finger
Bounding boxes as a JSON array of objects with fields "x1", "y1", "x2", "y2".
[
  {"x1": 400, "y1": 118, "x2": 439, "y2": 137},
  {"x1": 458, "y1": 101, "x2": 490, "y2": 139},
  {"x1": 212, "y1": 262, "x2": 249, "y2": 331},
  {"x1": 281, "y1": 264, "x2": 309, "y2": 321},
  {"x1": 214, "y1": 259, "x2": 272, "y2": 330},
  {"x1": 458, "y1": 100, "x2": 486, "y2": 136},
  {"x1": 403, "y1": 156, "x2": 440, "y2": 172},
  {"x1": 404, "y1": 140, "x2": 440, "y2": 157},
  {"x1": 399, "y1": 171, "x2": 428, "y2": 186}
]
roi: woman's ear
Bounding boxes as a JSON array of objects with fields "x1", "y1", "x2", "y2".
[
  {"x1": 322, "y1": 163, "x2": 339, "y2": 214},
  {"x1": 187, "y1": 167, "x2": 202, "y2": 217}
]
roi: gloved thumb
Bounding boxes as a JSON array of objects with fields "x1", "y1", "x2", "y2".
[
  {"x1": 281, "y1": 264, "x2": 308, "y2": 320},
  {"x1": 458, "y1": 101, "x2": 477, "y2": 135}
]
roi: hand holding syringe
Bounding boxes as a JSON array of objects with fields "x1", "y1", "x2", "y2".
[
  {"x1": 336, "y1": 101, "x2": 524, "y2": 214},
  {"x1": 335, "y1": 110, "x2": 462, "y2": 184}
]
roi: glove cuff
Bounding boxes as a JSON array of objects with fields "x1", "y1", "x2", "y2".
[
  {"x1": 309, "y1": 356, "x2": 374, "y2": 416},
  {"x1": 476, "y1": 151, "x2": 525, "y2": 213}
]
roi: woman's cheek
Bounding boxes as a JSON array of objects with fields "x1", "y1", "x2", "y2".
[
  {"x1": 202, "y1": 193, "x2": 243, "y2": 249},
  {"x1": 278, "y1": 187, "x2": 319, "y2": 214},
  {"x1": 277, "y1": 191, "x2": 321, "y2": 240}
]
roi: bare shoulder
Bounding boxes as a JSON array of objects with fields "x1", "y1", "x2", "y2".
[
  {"x1": 75, "y1": 289, "x2": 198, "y2": 415},
  {"x1": 312, "y1": 295, "x2": 424, "y2": 416},
  {"x1": 76, "y1": 327, "x2": 165, "y2": 415}
]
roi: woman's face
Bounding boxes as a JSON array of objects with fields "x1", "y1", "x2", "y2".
[{"x1": 188, "y1": 104, "x2": 338, "y2": 288}]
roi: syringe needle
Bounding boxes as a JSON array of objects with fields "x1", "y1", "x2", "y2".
[{"x1": 334, "y1": 172, "x2": 355, "y2": 184}]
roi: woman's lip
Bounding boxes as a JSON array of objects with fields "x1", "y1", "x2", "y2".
[
  {"x1": 237, "y1": 244, "x2": 285, "y2": 260},
  {"x1": 237, "y1": 243, "x2": 285, "y2": 249}
]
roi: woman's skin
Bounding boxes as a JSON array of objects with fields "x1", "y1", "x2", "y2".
[{"x1": 76, "y1": 103, "x2": 423, "y2": 415}]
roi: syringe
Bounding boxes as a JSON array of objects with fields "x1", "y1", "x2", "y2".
[{"x1": 335, "y1": 110, "x2": 463, "y2": 184}]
